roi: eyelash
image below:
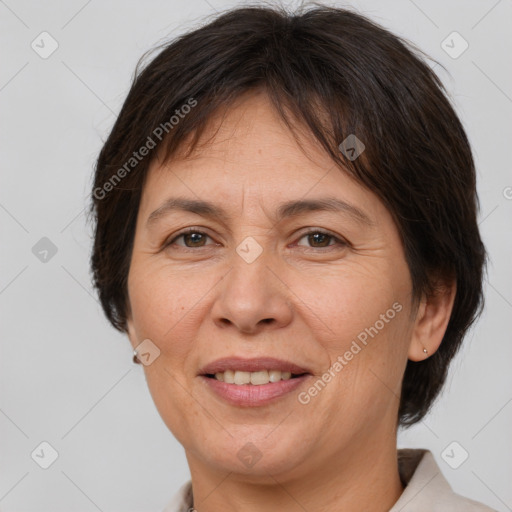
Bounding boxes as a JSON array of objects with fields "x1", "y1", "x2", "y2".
[{"x1": 164, "y1": 227, "x2": 348, "y2": 251}]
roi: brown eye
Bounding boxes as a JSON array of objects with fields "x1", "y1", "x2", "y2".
[
  {"x1": 166, "y1": 229, "x2": 213, "y2": 249},
  {"x1": 306, "y1": 232, "x2": 332, "y2": 247},
  {"x1": 296, "y1": 230, "x2": 346, "y2": 249},
  {"x1": 181, "y1": 232, "x2": 208, "y2": 247}
]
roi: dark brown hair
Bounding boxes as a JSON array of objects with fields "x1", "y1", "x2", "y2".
[{"x1": 89, "y1": 3, "x2": 486, "y2": 427}]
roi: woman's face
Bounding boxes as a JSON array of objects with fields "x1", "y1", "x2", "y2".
[{"x1": 126, "y1": 91, "x2": 424, "y2": 480}]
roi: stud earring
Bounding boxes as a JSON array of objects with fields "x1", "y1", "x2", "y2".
[{"x1": 423, "y1": 347, "x2": 428, "y2": 355}]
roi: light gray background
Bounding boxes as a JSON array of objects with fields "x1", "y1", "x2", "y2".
[{"x1": 1, "y1": 0, "x2": 511, "y2": 511}]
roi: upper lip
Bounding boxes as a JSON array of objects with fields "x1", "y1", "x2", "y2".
[{"x1": 198, "y1": 357, "x2": 311, "y2": 376}]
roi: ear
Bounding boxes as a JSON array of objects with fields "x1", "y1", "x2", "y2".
[
  {"x1": 126, "y1": 314, "x2": 139, "y2": 351},
  {"x1": 408, "y1": 278, "x2": 457, "y2": 361}
]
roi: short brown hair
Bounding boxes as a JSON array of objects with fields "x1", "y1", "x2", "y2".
[{"x1": 89, "y1": 4, "x2": 486, "y2": 427}]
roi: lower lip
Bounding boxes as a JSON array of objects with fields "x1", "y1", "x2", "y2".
[{"x1": 199, "y1": 375, "x2": 310, "y2": 407}]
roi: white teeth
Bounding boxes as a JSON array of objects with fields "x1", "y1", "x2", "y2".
[
  {"x1": 251, "y1": 371, "x2": 269, "y2": 385},
  {"x1": 223, "y1": 370, "x2": 235, "y2": 384},
  {"x1": 269, "y1": 370, "x2": 282, "y2": 382},
  {"x1": 234, "y1": 371, "x2": 251, "y2": 385},
  {"x1": 213, "y1": 370, "x2": 294, "y2": 385}
]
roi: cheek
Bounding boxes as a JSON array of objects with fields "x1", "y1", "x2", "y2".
[
  {"x1": 128, "y1": 261, "x2": 213, "y2": 336},
  {"x1": 289, "y1": 261, "x2": 411, "y2": 408},
  {"x1": 290, "y1": 260, "x2": 407, "y2": 351},
  {"x1": 127, "y1": 264, "x2": 211, "y2": 439}
]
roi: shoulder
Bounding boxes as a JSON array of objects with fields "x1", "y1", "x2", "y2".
[
  {"x1": 391, "y1": 448, "x2": 498, "y2": 512},
  {"x1": 161, "y1": 480, "x2": 194, "y2": 512}
]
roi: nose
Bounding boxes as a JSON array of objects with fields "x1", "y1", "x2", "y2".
[{"x1": 210, "y1": 250, "x2": 293, "y2": 335}]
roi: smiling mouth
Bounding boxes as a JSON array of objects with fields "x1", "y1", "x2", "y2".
[
  {"x1": 200, "y1": 371, "x2": 311, "y2": 407},
  {"x1": 204, "y1": 370, "x2": 308, "y2": 385}
]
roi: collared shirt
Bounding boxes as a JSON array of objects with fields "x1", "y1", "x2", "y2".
[{"x1": 162, "y1": 448, "x2": 497, "y2": 511}]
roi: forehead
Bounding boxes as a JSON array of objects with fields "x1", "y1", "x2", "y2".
[
  {"x1": 150, "y1": 90, "x2": 331, "y2": 178},
  {"x1": 139, "y1": 91, "x2": 386, "y2": 225}
]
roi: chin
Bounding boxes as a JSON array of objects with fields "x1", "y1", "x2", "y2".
[{"x1": 198, "y1": 432, "x2": 309, "y2": 478}]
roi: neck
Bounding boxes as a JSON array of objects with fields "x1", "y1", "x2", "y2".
[{"x1": 185, "y1": 435, "x2": 404, "y2": 512}]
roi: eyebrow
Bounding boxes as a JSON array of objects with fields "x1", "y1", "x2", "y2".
[{"x1": 146, "y1": 196, "x2": 374, "y2": 228}]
